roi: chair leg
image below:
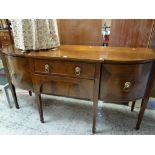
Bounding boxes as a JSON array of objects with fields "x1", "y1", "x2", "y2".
[
  {"x1": 28, "y1": 90, "x2": 32, "y2": 96},
  {"x1": 2, "y1": 86, "x2": 12, "y2": 108},
  {"x1": 131, "y1": 101, "x2": 136, "y2": 112}
]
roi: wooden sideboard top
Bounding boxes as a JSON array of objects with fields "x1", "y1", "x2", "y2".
[{"x1": 1, "y1": 44, "x2": 155, "y2": 62}]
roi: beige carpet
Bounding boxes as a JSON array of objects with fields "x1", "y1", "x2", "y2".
[{"x1": 0, "y1": 89, "x2": 155, "y2": 135}]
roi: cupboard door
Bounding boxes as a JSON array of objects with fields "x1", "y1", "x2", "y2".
[
  {"x1": 99, "y1": 63, "x2": 153, "y2": 102},
  {"x1": 109, "y1": 19, "x2": 153, "y2": 47},
  {"x1": 7, "y1": 56, "x2": 33, "y2": 91}
]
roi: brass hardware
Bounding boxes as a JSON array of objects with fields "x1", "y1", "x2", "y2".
[
  {"x1": 75, "y1": 66, "x2": 81, "y2": 76},
  {"x1": 45, "y1": 64, "x2": 50, "y2": 73},
  {"x1": 123, "y1": 81, "x2": 132, "y2": 92}
]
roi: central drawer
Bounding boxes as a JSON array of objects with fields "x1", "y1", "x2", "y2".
[
  {"x1": 41, "y1": 77, "x2": 94, "y2": 100},
  {"x1": 34, "y1": 59, "x2": 96, "y2": 79}
]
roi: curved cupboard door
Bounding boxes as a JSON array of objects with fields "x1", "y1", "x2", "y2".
[
  {"x1": 6, "y1": 55, "x2": 33, "y2": 91},
  {"x1": 99, "y1": 62, "x2": 153, "y2": 102}
]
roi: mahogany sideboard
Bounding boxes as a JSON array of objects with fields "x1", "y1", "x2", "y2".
[{"x1": 1, "y1": 44, "x2": 155, "y2": 133}]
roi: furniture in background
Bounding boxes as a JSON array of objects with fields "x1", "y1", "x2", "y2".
[
  {"x1": 0, "y1": 19, "x2": 12, "y2": 46},
  {"x1": 57, "y1": 19, "x2": 102, "y2": 46},
  {"x1": 1, "y1": 45, "x2": 155, "y2": 133},
  {"x1": 57, "y1": 19, "x2": 155, "y2": 48},
  {"x1": 109, "y1": 19, "x2": 153, "y2": 47},
  {"x1": 0, "y1": 30, "x2": 11, "y2": 45},
  {"x1": 149, "y1": 20, "x2": 155, "y2": 50}
]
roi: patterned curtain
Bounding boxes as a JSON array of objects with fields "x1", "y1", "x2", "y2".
[{"x1": 11, "y1": 19, "x2": 60, "y2": 51}]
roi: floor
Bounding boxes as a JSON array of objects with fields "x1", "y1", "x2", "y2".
[{"x1": 0, "y1": 89, "x2": 155, "y2": 135}]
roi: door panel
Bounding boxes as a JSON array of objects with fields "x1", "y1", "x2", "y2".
[
  {"x1": 109, "y1": 19, "x2": 153, "y2": 47},
  {"x1": 59, "y1": 19, "x2": 102, "y2": 46}
]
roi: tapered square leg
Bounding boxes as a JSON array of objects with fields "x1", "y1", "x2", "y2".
[
  {"x1": 92, "y1": 63, "x2": 101, "y2": 134},
  {"x1": 10, "y1": 83, "x2": 19, "y2": 109},
  {"x1": 92, "y1": 100, "x2": 98, "y2": 133},
  {"x1": 29, "y1": 90, "x2": 32, "y2": 96},
  {"x1": 35, "y1": 93, "x2": 44, "y2": 123},
  {"x1": 136, "y1": 99, "x2": 148, "y2": 130},
  {"x1": 131, "y1": 101, "x2": 136, "y2": 112}
]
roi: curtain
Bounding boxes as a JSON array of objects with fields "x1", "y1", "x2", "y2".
[{"x1": 11, "y1": 19, "x2": 60, "y2": 51}]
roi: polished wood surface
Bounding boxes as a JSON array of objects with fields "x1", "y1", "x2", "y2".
[
  {"x1": 2, "y1": 45, "x2": 155, "y2": 62},
  {"x1": 100, "y1": 62, "x2": 153, "y2": 102},
  {"x1": 58, "y1": 19, "x2": 102, "y2": 46},
  {"x1": 109, "y1": 19, "x2": 153, "y2": 47}
]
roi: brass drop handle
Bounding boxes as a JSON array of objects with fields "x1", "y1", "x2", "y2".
[
  {"x1": 75, "y1": 66, "x2": 81, "y2": 76},
  {"x1": 45, "y1": 64, "x2": 50, "y2": 73},
  {"x1": 123, "y1": 81, "x2": 132, "y2": 92}
]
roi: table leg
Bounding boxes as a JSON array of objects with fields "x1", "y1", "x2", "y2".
[
  {"x1": 35, "y1": 93, "x2": 44, "y2": 123},
  {"x1": 29, "y1": 90, "x2": 32, "y2": 96},
  {"x1": 10, "y1": 83, "x2": 19, "y2": 109},
  {"x1": 92, "y1": 98, "x2": 98, "y2": 133},
  {"x1": 92, "y1": 63, "x2": 101, "y2": 134},
  {"x1": 131, "y1": 101, "x2": 136, "y2": 112},
  {"x1": 136, "y1": 63, "x2": 155, "y2": 130},
  {"x1": 136, "y1": 98, "x2": 148, "y2": 130}
]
